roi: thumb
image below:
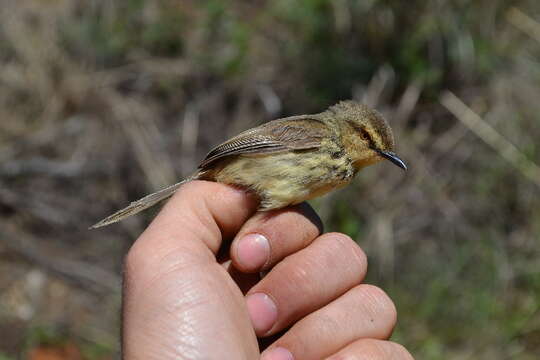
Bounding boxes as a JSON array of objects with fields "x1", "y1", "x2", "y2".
[
  {"x1": 124, "y1": 179, "x2": 258, "y2": 298},
  {"x1": 122, "y1": 180, "x2": 259, "y2": 359}
]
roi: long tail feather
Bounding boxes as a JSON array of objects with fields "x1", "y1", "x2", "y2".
[{"x1": 90, "y1": 178, "x2": 192, "y2": 229}]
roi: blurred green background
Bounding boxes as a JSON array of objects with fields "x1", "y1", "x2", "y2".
[{"x1": 1, "y1": 0, "x2": 540, "y2": 359}]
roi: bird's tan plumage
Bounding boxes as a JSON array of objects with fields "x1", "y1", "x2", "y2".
[
  {"x1": 198, "y1": 115, "x2": 330, "y2": 169},
  {"x1": 91, "y1": 101, "x2": 406, "y2": 229}
]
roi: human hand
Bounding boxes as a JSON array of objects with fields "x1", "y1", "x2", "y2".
[{"x1": 122, "y1": 181, "x2": 413, "y2": 359}]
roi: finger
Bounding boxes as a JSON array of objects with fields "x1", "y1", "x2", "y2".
[
  {"x1": 245, "y1": 233, "x2": 368, "y2": 336},
  {"x1": 123, "y1": 181, "x2": 259, "y2": 358},
  {"x1": 261, "y1": 284, "x2": 398, "y2": 360},
  {"x1": 223, "y1": 260, "x2": 260, "y2": 294},
  {"x1": 324, "y1": 339, "x2": 414, "y2": 360},
  {"x1": 230, "y1": 202, "x2": 323, "y2": 272},
  {"x1": 127, "y1": 180, "x2": 258, "y2": 289}
]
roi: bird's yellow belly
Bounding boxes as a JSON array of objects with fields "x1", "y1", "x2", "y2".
[{"x1": 209, "y1": 151, "x2": 355, "y2": 210}]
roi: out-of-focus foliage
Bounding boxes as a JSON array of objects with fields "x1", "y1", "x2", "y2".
[{"x1": 1, "y1": 0, "x2": 539, "y2": 358}]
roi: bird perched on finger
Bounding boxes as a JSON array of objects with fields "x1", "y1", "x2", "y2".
[{"x1": 91, "y1": 100, "x2": 406, "y2": 229}]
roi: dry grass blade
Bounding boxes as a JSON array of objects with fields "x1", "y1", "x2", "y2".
[
  {"x1": 507, "y1": 7, "x2": 540, "y2": 44},
  {"x1": 441, "y1": 91, "x2": 540, "y2": 188},
  {"x1": 112, "y1": 95, "x2": 177, "y2": 190},
  {"x1": 393, "y1": 80, "x2": 422, "y2": 124}
]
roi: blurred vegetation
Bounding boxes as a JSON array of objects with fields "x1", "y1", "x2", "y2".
[{"x1": 1, "y1": 0, "x2": 540, "y2": 359}]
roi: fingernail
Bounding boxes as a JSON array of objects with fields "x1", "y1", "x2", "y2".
[
  {"x1": 246, "y1": 293, "x2": 277, "y2": 334},
  {"x1": 261, "y1": 347, "x2": 294, "y2": 360},
  {"x1": 236, "y1": 233, "x2": 269, "y2": 270}
]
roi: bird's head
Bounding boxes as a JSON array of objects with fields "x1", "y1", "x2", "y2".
[{"x1": 327, "y1": 101, "x2": 407, "y2": 171}]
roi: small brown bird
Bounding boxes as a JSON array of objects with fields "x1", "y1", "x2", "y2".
[{"x1": 91, "y1": 100, "x2": 406, "y2": 228}]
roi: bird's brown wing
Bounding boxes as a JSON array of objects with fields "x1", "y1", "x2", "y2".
[{"x1": 198, "y1": 115, "x2": 330, "y2": 170}]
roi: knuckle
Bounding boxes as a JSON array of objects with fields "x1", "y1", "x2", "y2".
[
  {"x1": 360, "y1": 339, "x2": 388, "y2": 358},
  {"x1": 175, "y1": 180, "x2": 233, "y2": 208},
  {"x1": 176, "y1": 179, "x2": 205, "y2": 193},
  {"x1": 389, "y1": 342, "x2": 415, "y2": 360},
  {"x1": 345, "y1": 339, "x2": 413, "y2": 360},
  {"x1": 124, "y1": 241, "x2": 145, "y2": 275},
  {"x1": 327, "y1": 233, "x2": 367, "y2": 269},
  {"x1": 123, "y1": 237, "x2": 169, "y2": 284},
  {"x1": 327, "y1": 339, "x2": 398, "y2": 360},
  {"x1": 358, "y1": 284, "x2": 398, "y2": 333},
  {"x1": 123, "y1": 241, "x2": 147, "y2": 292},
  {"x1": 354, "y1": 339, "x2": 414, "y2": 360},
  {"x1": 285, "y1": 261, "x2": 312, "y2": 286}
]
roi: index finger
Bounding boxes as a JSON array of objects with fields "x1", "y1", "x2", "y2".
[{"x1": 230, "y1": 203, "x2": 323, "y2": 273}]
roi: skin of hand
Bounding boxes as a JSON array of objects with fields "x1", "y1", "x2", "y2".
[{"x1": 122, "y1": 181, "x2": 414, "y2": 360}]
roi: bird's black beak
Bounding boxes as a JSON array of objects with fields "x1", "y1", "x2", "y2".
[{"x1": 378, "y1": 151, "x2": 407, "y2": 170}]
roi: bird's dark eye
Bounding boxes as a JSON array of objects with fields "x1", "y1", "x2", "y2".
[
  {"x1": 351, "y1": 124, "x2": 377, "y2": 149},
  {"x1": 359, "y1": 129, "x2": 370, "y2": 141}
]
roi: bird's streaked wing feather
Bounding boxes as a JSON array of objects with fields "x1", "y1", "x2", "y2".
[{"x1": 199, "y1": 115, "x2": 330, "y2": 169}]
